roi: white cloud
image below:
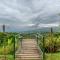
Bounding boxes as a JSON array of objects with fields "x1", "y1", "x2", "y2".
[
  {"x1": 0, "y1": 0, "x2": 60, "y2": 31},
  {"x1": 38, "y1": 23, "x2": 59, "y2": 28}
]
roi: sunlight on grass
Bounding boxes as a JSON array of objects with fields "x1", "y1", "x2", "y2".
[
  {"x1": 45, "y1": 52, "x2": 60, "y2": 60},
  {"x1": 0, "y1": 55, "x2": 14, "y2": 60},
  {"x1": 6, "y1": 55, "x2": 14, "y2": 60}
]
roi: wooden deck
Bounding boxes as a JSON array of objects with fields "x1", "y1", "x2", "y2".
[{"x1": 16, "y1": 39, "x2": 43, "y2": 60}]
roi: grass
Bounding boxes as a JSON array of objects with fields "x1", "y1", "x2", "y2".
[
  {"x1": 0, "y1": 55, "x2": 14, "y2": 60},
  {"x1": 45, "y1": 52, "x2": 60, "y2": 60},
  {"x1": 6, "y1": 55, "x2": 14, "y2": 60}
]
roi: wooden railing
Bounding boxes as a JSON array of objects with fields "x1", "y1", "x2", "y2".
[
  {"x1": 35, "y1": 33, "x2": 45, "y2": 60},
  {"x1": 35, "y1": 34, "x2": 43, "y2": 60},
  {"x1": 17, "y1": 34, "x2": 23, "y2": 53}
]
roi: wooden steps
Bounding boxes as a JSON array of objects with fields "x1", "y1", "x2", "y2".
[{"x1": 16, "y1": 39, "x2": 42, "y2": 60}]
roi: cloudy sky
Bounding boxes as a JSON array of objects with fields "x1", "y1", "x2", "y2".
[{"x1": 0, "y1": 0, "x2": 60, "y2": 32}]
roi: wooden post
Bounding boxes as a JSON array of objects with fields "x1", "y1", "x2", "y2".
[
  {"x1": 37, "y1": 33, "x2": 38, "y2": 44},
  {"x1": 51, "y1": 27, "x2": 53, "y2": 52},
  {"x1": 3, "y1": 25, "x2": 5, "y2": 32},
  {"x1": 43, "y1": 36, "x2": 45, "y2": 60},
  {"x1": 21, "y1": 36, "x2": 22, "y2": 48},
  {"x1": 14, "y1": 36, "x2": 15, "y2": 60},
  {"x1": 20, "y1": 35, "x2": 23, "y2": 49},
  {"x1": 3, "y1": 37, "x2": 6, "y2": 60}
]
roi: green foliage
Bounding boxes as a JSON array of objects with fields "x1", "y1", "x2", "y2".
[
  {"x1": 38, "y1": 32, "x2": 60, "y2": 53},
  {"x1": 0, "y1": 32, "x2": 7, "y2": 46},
  {"x1": 0, "y1": 32, "x2": 21, "y2": 60},
  {"x1": 45, "y1": 52, "x2": 60, "y2": 60},
  {"x1": 0, "y1": 32, "x2": 20, "y2": 55},
  {"x1": 44, "y1": 33, "x2": 60, "y2": 53}
]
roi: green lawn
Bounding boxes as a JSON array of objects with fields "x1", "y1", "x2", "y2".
[
  {"x1": 0, "y1": 55, "x2": 14, "y2": 60},
  {"x1": 45, "y1": 52, "x2": 60, "y2": 60}
]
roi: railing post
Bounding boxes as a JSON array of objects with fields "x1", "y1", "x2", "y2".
[
  {"x1": 14, "y1": 35, "x2": 15, "y2": 60},
  {"x1": 2, "y1": 24, "x2": 5, "y2": 32},
  {"x1": 20, "y1": 35, "x2": 23, "y2": 52},
  {"x1": 51, "y1": 28, "x2": 53, "y2": 42},
  {"x1": 4, "y1": 37, "x2": 6, "y2": 60},
  {"x1": 21, "y1": 37, "x2": 22, "y2": 48},
  {"x1": 36, "y1": 33, "x2": 38, "y2": 44},
  {"x1": 43, "y1": 36, "x2": 45, "y2": 60}
]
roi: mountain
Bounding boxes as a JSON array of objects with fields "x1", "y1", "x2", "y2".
[{"x1": 23, "y1": 26, "x2": 60, "y2": 33}]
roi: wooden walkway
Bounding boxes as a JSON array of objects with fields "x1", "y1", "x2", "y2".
[{"x1": 16, "y1": 39, "x2": 43, "y2": 60}]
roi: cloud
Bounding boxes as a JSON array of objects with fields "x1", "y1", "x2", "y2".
[
  {"x1": 38, "y1": 23, "x2": 59, "y2": 28},
  {"x1": 0, "y1": 0, "x2": 60, "y2": 32}
]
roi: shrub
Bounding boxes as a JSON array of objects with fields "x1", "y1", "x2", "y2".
[{"x1": 44, "y1": 33, "x2": 60, "y2": 53}]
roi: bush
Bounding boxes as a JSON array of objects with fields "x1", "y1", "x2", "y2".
[
  {"x1": 38, "y1": 33, "x2": 60, "y2": 53},
  {"x1": 44, "y1": 33, "x2": 60, "y2": 53}
]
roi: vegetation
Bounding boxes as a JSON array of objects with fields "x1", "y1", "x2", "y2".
[
  {"x1": 45, "y1": 52, "x2": 60, "y2": 60},
  {"x1": 44, "y1": 33, "x2": 60, "y2": 53},
  {"x1": 37, "y1": 32, "x2": 60, "y2": 60},
  {"x1": 0, "y1": 31, "x2": 60, "y2": 60},
  {"x1": 0, "y1": 32, "x2": 21, "y2": 60}
]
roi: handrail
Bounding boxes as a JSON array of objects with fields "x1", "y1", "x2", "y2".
[
  {"x1": 15, "y1": 35, "x2": 23, "y2": 60},
  {"x1": 35, "y1": 33, "x2": 45, "y2": 60},
  {"x1": 19, "y1": 36, "x2": 23, "y2": 53},
  {"x1": 43, "y1": 36, "x2": 45, "y2": 60},
  {"x1": 14, "y1": 36, "x2": 15, "y2": 60},
  {"x1": 35, "y1": 35, "x2": 43, "y2": 59}
]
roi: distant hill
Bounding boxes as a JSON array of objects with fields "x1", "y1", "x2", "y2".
[{"x1": 23, "y1": 26, "x2": 60, "y2": 33}]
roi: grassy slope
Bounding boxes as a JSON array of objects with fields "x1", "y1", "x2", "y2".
[{"x1": 45, "y1": 52, "x2": 60, "y2": 60}]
